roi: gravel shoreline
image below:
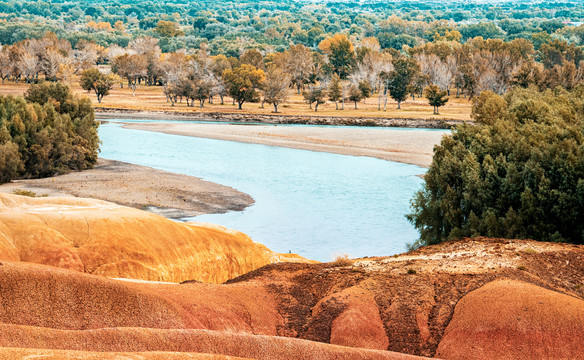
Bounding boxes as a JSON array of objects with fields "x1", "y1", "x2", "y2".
[{"x1": 0, "y1": 159, "x2": 254, "y2": 219}]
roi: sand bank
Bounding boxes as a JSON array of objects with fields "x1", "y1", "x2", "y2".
[
  {"x1": 120, "y1": 121, "x2": 449, "y2": 167},
  {"x1": 0, "y1": 159, "x2": 253, "y2": 218}
]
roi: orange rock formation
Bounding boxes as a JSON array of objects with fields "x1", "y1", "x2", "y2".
[
  {"x1": 0, "y1": 193, "x2": 307, "y2": 283},
  {"x1": 1, "y1": 190, "x2": 583, "y2": 359},
  {"x1": 436, "y1": 279, "x2": 584, "y2": 359}
]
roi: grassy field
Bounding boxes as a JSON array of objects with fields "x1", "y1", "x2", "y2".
[{"x1": 0, "y1": 78, "x2": 473, "y2": 121}]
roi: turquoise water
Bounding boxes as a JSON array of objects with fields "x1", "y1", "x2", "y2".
[{"x1": 99, "y1": 123, "x2": 431, "y2": 261}]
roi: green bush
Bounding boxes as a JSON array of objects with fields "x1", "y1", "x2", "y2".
[
  {"x1": 408, "y1": 85, "x2": 584, "y2": 246},
  {"x1": 0, "y1": 82, "x2": 99, "y2": 183}
]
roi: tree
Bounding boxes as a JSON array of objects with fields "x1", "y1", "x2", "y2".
[
  {"x1": 286, "y1": 44, "x2": 314, "y2": 93},
  {"x1": 43, "y1": 48, "x2": 65, "y2": 81},
  {"x1": 386, "y1": 57, "x2": 420, "y2": 109},
  {"x1": 112, "y1": 54, "x2": 147, "y2": 96},
  {"x1": 424, "y1": 84, "x2": 449, "y2": 114},
  {"x1": 358, "y1": 79, "x2": 372, "y2": 103},
  {"x1": 319, "y1": 34, "x2": 356, "y2": 79},
  {"x1": 79, "y1": 68, "x2": 118, "y2": 103},
  {"x1": 240, "y1": 49, "x2": 265, "y2": 70},
  {"x1": 262, "y1": 66, "x2": 290, "y2": 113},
  {"x1": 222, "y1": 64, "x2": 265, "y2": 109},
  {"x1": 303, "y1": 85, "x2": 326, "y2": 112},
  {"x1": 156, "y1": 20, "x2": 184, "y2": 37},
  {"x1": 407, "y1": 86, "x2": 584, "y2": 247},
  {"x1": 0, "y1": 82, "x2": 99, "y2": 183},
  {"x1": 192, "y1": 78, "x2": 212, "y2": 108},
  {"x1": 348, "y1": 84, "x2": 363, "y2": 109},
  {"x1": 18, "y1": 53, "x2": 39, "y2": 83},
  {"x1": 328, "y1": 73, "x2": 342, "y2": 110}
]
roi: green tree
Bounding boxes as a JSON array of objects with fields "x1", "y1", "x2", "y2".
[
  {"x1": 348, "y1": 84, "x2": 363, "y2": 109},
  {"x1": 358, "y1": 79, "x2": 372, "y2": 103},
  {"x1": 222, "y1": 65, "x2": 265, "y2": 109},
  {"x1": 319, "y1": 34, "x2": 356, "y2": 79},
  {"x1": 386, "y1": 57, "x2": 420, "y2": 109},
  {"x1": 408, "y1": 86, "x2": 584, "y2": 247},
  {"x1": 328, "y1": 73, "x2": 342, "y2": 110},
  {"x1": 0, "y1": 82, "x2": 99, "y2": 183},
  {"x1": 424, "y1": 84, "x2": 448, "y2": 114},
  {"x1": 303, "y1": 85, "x2": 326, "y2": 112},
  {"x1": 79, "y1": 68, "x2": 119, "y2": 103}
]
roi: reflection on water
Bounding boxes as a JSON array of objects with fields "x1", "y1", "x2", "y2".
[{"x1": 99, "y1": 123, "x2": 428, "y2": 261}]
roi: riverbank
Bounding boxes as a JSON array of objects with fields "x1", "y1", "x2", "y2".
[
  {"x1": 0, "y1": 159, "x2": 253, "y2": 218},
  {"x1": 118, "y1": 121, "x2": 448, "y2": 167},
  {"x1": 96, "y1": 108, "x2": 468, "y2": 128}
]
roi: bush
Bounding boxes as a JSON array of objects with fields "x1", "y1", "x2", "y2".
[
  {"x1": 408, "y1": 85, "x2": 584, "y2": 246},
  {"x1": 0, "y1": 82, "x2": 99, "y2": 183},
  {"x1": 329, "y1": 254, "x2": 354, "y2": 267}
]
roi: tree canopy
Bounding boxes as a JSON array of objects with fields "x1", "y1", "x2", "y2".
[
  {"x1": 408, "y1": 86, "x2": 584, "y2": 247},
  {"x1": 0, "y1": 82, "x2": 99, "y2": 183}
]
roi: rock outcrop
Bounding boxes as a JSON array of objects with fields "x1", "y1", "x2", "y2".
[
  {"x1": 1, "y1": 192, "x2": 583, "y2": 359},
  {"x1": 0, "y1": 193, "x2": 307, "y2": 283},
  {"x1": 0, "y1": 261, "x2": 428, "y2": 359},
  {"x1": 436, "y1": 279, "x2": 584, "y2": 359}
]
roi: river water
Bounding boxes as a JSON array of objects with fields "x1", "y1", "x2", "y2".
[{"x1": 99, "y1": 122, "x2": 440, "y2": 261}]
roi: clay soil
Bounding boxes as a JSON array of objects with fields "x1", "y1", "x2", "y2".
[{"x1": 1, "y1": 237, "x2": 583, "y2": 359}]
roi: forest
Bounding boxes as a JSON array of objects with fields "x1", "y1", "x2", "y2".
[{"x1": 0, "y1": 1, "x2": 583, "y2": 112}]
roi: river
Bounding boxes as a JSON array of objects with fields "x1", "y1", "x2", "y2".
[{"x1": 99, "y1": 122, "x2": 441, "y2": 261}]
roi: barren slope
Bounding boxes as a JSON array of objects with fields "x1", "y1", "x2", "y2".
[
  {"x1": 0, "y1": 237, "x2": 582, "y2": 359},
  {"x1": 0, "y1": 193, "x2": 307, "y2": 283}
]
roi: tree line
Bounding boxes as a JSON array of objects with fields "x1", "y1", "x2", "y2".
[
  {"x1": 0, "y1": 82, "x2": 99, "y2": 183},
  {"x1": 4, "y1": 30, "x2": 584, "y2": 114}
]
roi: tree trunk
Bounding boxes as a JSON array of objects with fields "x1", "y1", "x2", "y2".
[
  {"x1": 238, "y1": 101, "x2": 244, "y2": 110},
  {"x1": 383, "y1": 91, "x2": 388, "y2": 111},
  {"x1": 335, "y1": 101, "x2": 338, "y2": 110},
  {"x1": 314, "y1": 102, "x2": 319, "y2": 112},
  {"x1": 378, "y1": 85, "x2": 382, "y2": 111},
  {"x1": 273, "y1": 103, "x2": 278, "y2": 113},
  {"x1": 200, "y1": 99, "x2": 205, "y2": 108},
  {"x1": 220, "y1": 94, "x2": 224, "y2": 104},
  {"x1": 354, "y1": 101, "x2": 357, "y2": 109},
  {"x1": 397, "y1": 100, "x2": 401, "y2": 109}
]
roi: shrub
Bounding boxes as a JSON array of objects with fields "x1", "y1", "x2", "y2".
[
  {"x1": 0, "y1": 82, "x2": 99, "y2": 184},
  {"x1": 408, "y1": 85, "x2": 584, "y2": 246},
  {"x1": 407, "y1": 268, "x2": 417, "y2": 274},
  {"x1": 329, "y1": 254, "x2": 354, "y2": 267}
]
